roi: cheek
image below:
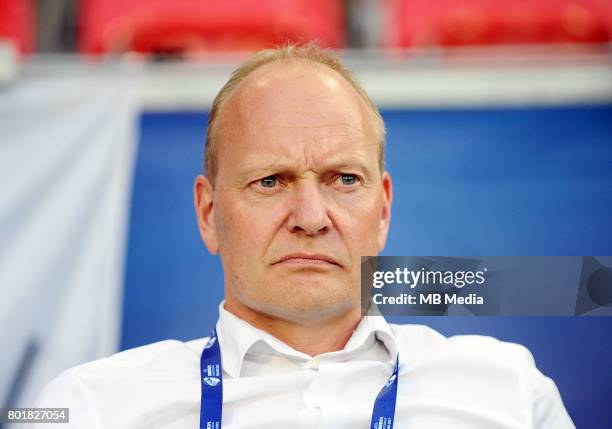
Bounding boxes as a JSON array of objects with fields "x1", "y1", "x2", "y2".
[
  {"x1": 215, "y1": 194, "x2": 285, "y2": 255},
  {"x1": 332, "y1": 192, "x2": 383, "y2": 254}
]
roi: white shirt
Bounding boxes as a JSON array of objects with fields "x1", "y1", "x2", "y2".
[{"x1": 34, "y1": 303, "x2": 574, "y2": 429}]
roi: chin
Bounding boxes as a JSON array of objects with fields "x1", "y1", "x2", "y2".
[{"x1": 255, "y1": 286, "x2": 360, "y2": 323}]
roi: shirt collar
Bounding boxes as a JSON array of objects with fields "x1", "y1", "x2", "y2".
[{"x1": 215, "y1": 301, "x2": 398, "y2": 378}]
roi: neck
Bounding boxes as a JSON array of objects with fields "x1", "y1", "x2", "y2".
[{"x1": 224, "y1": 299, "x2": 362, "y2": 356}]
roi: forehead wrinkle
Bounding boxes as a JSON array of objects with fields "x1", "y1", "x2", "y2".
[
  {"x1": 239, "y1": 149, "x2": 374, "y2": 175},
  {"x1": 238, "y1": 155, "x2": 305, "y2": 176},
  {"x1": 268, "y1": 122, "x2": 367, "y2": 136},
  {"x1": 232, "y1": 126, "x2": 377, "y2": 176},
  {"x1": 316, "y1": 151, "x2": 372, "y2": 169}
]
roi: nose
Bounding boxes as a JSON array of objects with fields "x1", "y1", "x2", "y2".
[{"x1": 286, "y1": 180, "x2": 332, "y2": 236}]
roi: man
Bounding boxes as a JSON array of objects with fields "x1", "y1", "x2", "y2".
[{"x1": 35, "y1": 44, "x2": 574, "y2": 428}]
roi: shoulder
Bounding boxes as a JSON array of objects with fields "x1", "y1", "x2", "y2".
[
  {"x1": 389, "y1": 323, "x2": 539, "y2": 401},
  {"x1": 56, "y1": 339, "x2": 199, "y2": 378},
  {"x1": 34, "y1": 338, "x2": 209, "y2": 428},
  {"x1": 389, "y1": 323, "x2": 535, "y2": 368},
  {"x1": 389, "y1": 323, "x2": 575, "y2": 428},
  {"x1": 36, "y1": 338, "x2": 208, "y2": 406}
]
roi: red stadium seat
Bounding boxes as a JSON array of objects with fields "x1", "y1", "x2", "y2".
[
  {"x1": 385, "y1": 0, "x2": 612, "y2": 48},
  {"x1": 0, "y1": 0, "x2": 35, "y2": 54},
  {"x1": 79, "y1": 0, "x2": 345, "y2": 55}
]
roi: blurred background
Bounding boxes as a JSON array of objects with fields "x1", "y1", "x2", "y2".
[{"x1": 1, "y1": 0, "x2": 611, "y2": 427}]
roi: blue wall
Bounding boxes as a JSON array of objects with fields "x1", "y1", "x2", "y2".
[{"x1": 123, "y1": 105, "x2": 612, "y2": 428}]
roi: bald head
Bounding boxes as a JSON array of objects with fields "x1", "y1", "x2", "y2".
[
  {"x1": 213, "y1": 60, "x2": 380, "y2": 185},
  {"x1": 204, "y1": 44, "x2": 386, "y2": 185}
]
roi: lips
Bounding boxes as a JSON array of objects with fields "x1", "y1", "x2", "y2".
[{"x1": 274, "y1": 253, "x2": 342, "y2": 267}]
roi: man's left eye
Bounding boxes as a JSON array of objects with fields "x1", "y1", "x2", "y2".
[
  {"x1": 260, "y1": 176, "x2": 277, "y2": 188},
  {"x1": 339, "y1": 174, "x2": 358, "y2": 186}
]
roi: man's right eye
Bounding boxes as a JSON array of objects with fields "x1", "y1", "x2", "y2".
[{"x1": 260, "y1": 176, "x2": 277, "y2": 188}]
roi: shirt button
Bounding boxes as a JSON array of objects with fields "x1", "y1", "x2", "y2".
[
  {"x1": 305, "y1": 357, "x2": 320, "y2": 370},
  {"x1": 298, "y1": 407, "x2": 322, "y2": 428}
]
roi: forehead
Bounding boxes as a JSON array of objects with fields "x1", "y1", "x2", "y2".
[
  {"x1": 231, "y1": 61, "x2": 367, "y2": 124},
  {"x1": 214, "y1": 60, "x2": 378, "y2": 175}
]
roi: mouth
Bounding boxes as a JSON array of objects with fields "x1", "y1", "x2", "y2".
[{"x1": 274, "y1": 253, "x2": 342, "y2": 268}]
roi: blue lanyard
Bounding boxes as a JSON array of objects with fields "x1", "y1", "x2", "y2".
[{"x1": 200, "y1": 328, "x2": 399, "y2": 429}]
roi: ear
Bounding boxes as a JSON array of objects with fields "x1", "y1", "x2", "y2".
[
  {"x1": 377, "y1": 171, "x2": 393, "y2": 251},
  {"x1": 194, "y1": 175, "x2": 219, "y2": 254}
]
